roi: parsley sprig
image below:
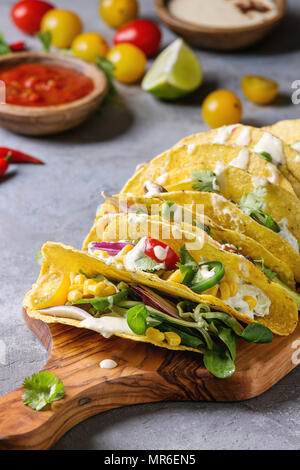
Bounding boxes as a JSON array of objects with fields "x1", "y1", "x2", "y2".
[
  {"x1": 22, "y1": 371, "x2": 65, "y2": 411},
  {"x1": 239, "y1": 187, "x2": 280, "y2": 233},
  {"x1": 0, "y1": 33, "x2": 11, "y2": 55},
  {"x1": 190, "y1": 170, "x2": 219, "y2": 193}
]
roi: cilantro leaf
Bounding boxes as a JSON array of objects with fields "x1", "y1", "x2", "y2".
[
  {"x1": 190, "y1": 170, "x2": 219, "y2": 193},
  {"x1": 22, "y1": 371, "x2": 65, "y2": 411},
  {"x1": 35, "y1": 31, "x2": 52, "y2": 52},
  {"x1": 258, "y1": 151, "x2": 272, "y2": 163},
  {"x1": 0, "y1": 33, "x2": 11, "y2": 55},
  {"x1": 135, "y1": 256, "x2": 162, "y2": 272},
  {"x1": 239, "y1": 186, "x2": 267, "y2": 214},
  {"x1": 96, "y1": 57, "x2": 124, "y2": 111}
]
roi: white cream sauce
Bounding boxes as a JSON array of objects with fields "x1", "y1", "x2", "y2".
[
  {"x1": 100, "y1": 359, "x2": 118, "y2": 369},
  {"x1": 80, "y1": 316, "x2": 134, "y2": 338},
  {"x1": 253, "y1": 132, "x2": 284, "y2": 165},
  {"x1": 229, "y1": 149, "x2": 250, "y2": 170},
  {"x1": 278, "y1": 218, "x2": 299, "y2": 253},
  {"x1": 168, "y1": 0, "x2": 278, "y2": 28}
]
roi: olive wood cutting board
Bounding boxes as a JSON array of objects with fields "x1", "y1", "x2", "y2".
[{"x1": 0, "y1": 308, "x2": 299, "y2": 450}]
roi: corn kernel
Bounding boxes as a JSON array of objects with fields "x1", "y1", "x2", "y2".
[
  {"x1": 243, "y1": 296, "x2": 257, "y2": 310},
  {"x1": 164, "y1": 331, "x2": 181, "y2": 346},
  {"x1": 67, "y1": 289, "x2": 83, "y2": 302},
  {"x1": 102, "y1": 284, "x2": 117, "y2": 296},
  {"x1": 167, "y1": 269, "x2": 183, "y2": 284},
  {"x1": 203, "y1": 284, "x2": 219, "y2": 297},
  {"x1": 74, "y1": 274, "x2": 86, "y2": 285},
  {"x1": 219, "y1": 281, "x2": 231, "y2": 300},
  {"x1": 84, "y1": 279, "x2": 97, "y2": 287},
  {"x1": 69, "y1": 272, "x2": 77, "y2": 284},
  {"x1": 121, "y1": 244, "x2": 135, "y2": 255},
  {"x1": 145, "y1": 327, "x2": 165, "y2": 343}
]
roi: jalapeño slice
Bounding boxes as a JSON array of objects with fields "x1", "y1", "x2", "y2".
[{"x1": 190, "y1": 261, "x2": 225, "y2": 294}]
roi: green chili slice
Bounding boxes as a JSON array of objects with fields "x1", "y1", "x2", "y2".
[{"x1": 190, "y1": 261, "x2": 225, "y2": 293}]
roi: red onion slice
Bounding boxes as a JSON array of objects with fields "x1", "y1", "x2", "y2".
[
  {"x1": 130, "y1": 285, "x2": 180, "y2": 318},
  {"x1": 88, "y1": 241, "x2": 135, "y2": 256}
]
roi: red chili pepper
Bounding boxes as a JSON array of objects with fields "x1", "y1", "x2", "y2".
[
  {"x1": 9, "y1": 41, "x2": 26, "y2": 52},
  {"x1": 0, "y1": 153, "x2": 10, "y2": 177},
  {"x1": 0, "y1": 147, "x2": 44, "y2": 164}
]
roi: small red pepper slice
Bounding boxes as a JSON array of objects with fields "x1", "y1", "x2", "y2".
[
  {"x1": 144, "y1": 238, "x2": 180, "y2": 270},
  {"x1": 0, "y1": 153, "x2": 10, "y2": 177},
  {"x1": 0, "y1": 147, "x2": 44, "y2": 164},
  {"x1": 9, "y1": 41, "x2": 26, "y2": 52}
]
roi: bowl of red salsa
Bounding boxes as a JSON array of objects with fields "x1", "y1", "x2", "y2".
[{"x1": 0, "y1": 52, "x2": 108, "y2": 135}]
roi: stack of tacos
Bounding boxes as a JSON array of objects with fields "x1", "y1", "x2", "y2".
[{"x1": 24, "y1": 121, "x2": 300, "y2": 378}]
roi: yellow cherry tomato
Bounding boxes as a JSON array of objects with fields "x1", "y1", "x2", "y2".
[
  {"x1": 30, "y1": 272, "x2": 70, "y2": 309},
  {"x1": 72, "y1": 32, "x2": 109, "y2": 62},
  {"x1": 202, "y1": 89, "x2": 242, "y2": 128},
  {"x1": 107, "y1": 43, "x2": 146, "y2": 84},
  {"x1": 99, "y1": 0, "x2": 139, "y2": 29},
  {"x1": 242, "y1": 75, "x2": 279, "y2": 105},
  {"x1": 41, "y1": 9, "x2": 83, "y2": 49}
]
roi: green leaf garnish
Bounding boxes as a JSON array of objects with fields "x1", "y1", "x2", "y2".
[
  {"x1": 22, "y1": 371, "x2": 65, "y2": 411},
  {"x1": 0, "y1": 33, "x2": 11, "y2": 55},
  {"x1": 239, "y1": 186, "x2": 267, "y2": 214},
  {"x1": 35, "y1": 31, "x2": 52, "y2": 52},
  {"x1": 241, "y1": 323, "x2": 273, "y2": 343},
  {"x1": 203, "y1": 350, "x2": 236, "y2": 379},
  {"x1": 195, "y1": 221, "x2": 213, "y2": 238},
  {"x1": 96, "y1": 57, "x2": 124, "y2": 111},
  {"x1": 127, "y1": 304, "x2": 148, "y2": 335},
  {"x1": 258, "y1": 151, "x2": 272, "y2": 162},
  {"x1": 239, "y1": 187, "x2": 280, "y2": 233},
  {"x1": 191, "y1": 170, "x2": 219, "y2": 192},
  {"x1": 135, "y1": 256, "x2": 162, "y2": 272},
  {"x1": 35, "y1": 250, "x2": 43, "y2": 266},
  {"x1": 218, "y1": 327, "x2": 237, "y2": 361},
  {"x1": 254, "y1": 258, "x2": 277, "y2": 282}
]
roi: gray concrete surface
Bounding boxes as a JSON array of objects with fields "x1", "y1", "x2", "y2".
[{"x1": 0, "y1": 0, "x2": 299, "y2": 450}]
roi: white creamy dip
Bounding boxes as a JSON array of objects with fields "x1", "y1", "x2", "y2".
[
  {"x1": 224, "y1": 283, "x2": 271, "y2": 319},
  {"x1": 213, "y1": 124, "x2": 240, "y2": 144},
  {"x1": 278, "y1": 218, "x2": 299, "y2": 253},
  {"x1": 253, "y1": 132, "x2": 284, "y2": 165},
  {"x1": 80, "y1": 315, "x2": 134, "y2": 338},
  {"x1": 100, "y1": 359, "x2": 118, "y2": 369},
  {"x1": 168, "y1": 0, "x2": 278, "y2": 28},
  {"x1": 230, "y1": 149, "x2": 250, "y2": 170}
]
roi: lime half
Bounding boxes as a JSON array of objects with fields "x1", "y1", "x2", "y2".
[{"x1": 142, "y1": 38, "x2": 203, "y2": 100}]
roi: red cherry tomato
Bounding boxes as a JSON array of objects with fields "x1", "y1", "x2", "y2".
[
  {"x1": 144, "y1": 238, "x2": 180, "y2": 270},
  {"x1": 11, "y1": 0, "x2": 54, "y2": 35},
  {"x1": 113, "y1": 19, "x2": 162, "y2": 57}
]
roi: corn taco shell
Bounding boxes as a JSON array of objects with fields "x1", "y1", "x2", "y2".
[
  {"x1": 23, "y1": 242, "x2": 207, "y2": 355},
  {"x1": 172, "y1": 125, "x2": 300, "y2": 197},
  {"x1": 263, "y1": 120, "x2": 300, "y2": 148},
  {"x1": 84, "y1": 193, "x2": 296, "y2": 289},
  {"x1": 84, "y1": 213, "x2": 298, "y2": 336},
  {"x1": 122, "y1": 143, "x2": 295, "y2": 196}
]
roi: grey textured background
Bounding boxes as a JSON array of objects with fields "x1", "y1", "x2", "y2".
[{"x1": 0, "y1": 0, "x2": 299, "y2": 450}]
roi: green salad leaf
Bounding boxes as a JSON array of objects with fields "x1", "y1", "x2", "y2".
[
  {"x1": 135, "y1": 256, "x2": 162, "y2": 272},
  {"x1": 239, "y1": 187, "x2": 280, "y2": 233},
  {"x1": 22, "y1": 371, "x2": 65, "y2": 411},
  {"x1": 254, "y1": 258, "x2": 277, "y2": 282},
  {"x1": 241, "y1": 323, "x2": 273, "y2": 343},
  {"x1": 203, "y1": 350, "x2": 236, "y2": 379},
  {"x1": 191, "y1": 170, "x2": 219, "y2": 193},
  {"x1": 127, "y1": 304, "x2": 148, "y2": 335}
]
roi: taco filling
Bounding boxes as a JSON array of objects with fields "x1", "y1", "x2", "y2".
[
  {"x1": 87, "y1": 237, "x2": 272, "y2": 321},
  {"x1": 27, "y1": 256, "x2": 273, "y2": 379}
]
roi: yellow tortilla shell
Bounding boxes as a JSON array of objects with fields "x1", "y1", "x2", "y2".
[
  {"x1": 263, "y1": 120, "x2": 300, "y2": 145},
  {"x1": 122, "y1": 143, "x2": 295, "y2": 196},
  {"x1": 87, "y1": 213, "x2": 298, "y2": 336},
  {"x1": 86, "y1": 193, "x2": 295, "y2": 289},
  {"x1": 23, "y1": 242, "x2": 205, "y2": 355},
  {"x1": 173, "y1": 125, "x2": 300, "y2": 197}
]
